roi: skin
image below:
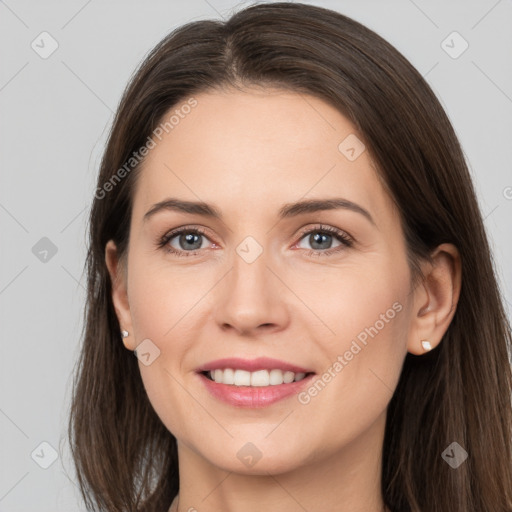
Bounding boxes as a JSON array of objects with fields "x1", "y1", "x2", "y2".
[{"x1": 105, "y1": 87, "x2": 461, "y2": 512}]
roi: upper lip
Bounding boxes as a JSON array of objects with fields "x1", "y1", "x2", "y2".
[{"x1": 196, "y1": 357, "x2": 314, "y2": 374}]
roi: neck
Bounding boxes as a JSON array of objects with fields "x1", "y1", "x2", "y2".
[{"x1": 168, "y1": 411, "x2": 388, "y2": 512}]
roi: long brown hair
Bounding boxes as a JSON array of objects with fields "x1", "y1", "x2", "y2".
[{"x1": 68, "y1": 2, "x2": 512, "y2": 511}]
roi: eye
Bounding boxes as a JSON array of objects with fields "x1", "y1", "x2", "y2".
[
  {"x1": 157, "y1": 226, "x2": 213, "y2": 257},
  {"x1": 294, "y1": 224, "x2": 353, "y2": 257}
]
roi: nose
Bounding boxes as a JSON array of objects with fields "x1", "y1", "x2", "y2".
[{"x1": 213, "y1": 245, "x2": 290, "y2": 337}]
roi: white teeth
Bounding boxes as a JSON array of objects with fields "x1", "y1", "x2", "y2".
[
  {"x1": 269, "y1": 369, "x2": 284, "y2": 385},
  {"x1": 234, "y1": 369, "x2": 251, "y2": 386},
  {"x1": 222, "y1": 368, "x2": 234, "y2": 384},
  {"x1": 207, "y1": 368, "x2": 309, "y2": 386},
  {"x1": 251, "y1": 370, "x2": 269, "y2": 387},
  {"x1": 283, "y1": 371, "x2": 294, "y2": 384}
]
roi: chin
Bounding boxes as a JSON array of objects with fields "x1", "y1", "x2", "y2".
[{"x1": 200, "y1": 440, "x2": 311, "y2": 476}]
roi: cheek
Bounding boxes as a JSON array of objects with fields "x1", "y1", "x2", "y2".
[
  {"x1": 125, "y1": 257, "x2": 203, "y2": 435},
  {"x1": 297, "y1": 283, "x2": 409, "y2": 444},
  {"x1": 297, "y1": 256, "x2": 411, "y2": 400},
  {"x1": 290, "y1": 259, "x2": 409, "y2": 346},
  {"x1": 127, "y1": 254, "x2": 208, "y2": 340}
]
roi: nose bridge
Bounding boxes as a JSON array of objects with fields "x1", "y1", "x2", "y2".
[
  {"x1": 233, "y1": 235, "x2": 269, "y2": 289},
  {"x1": 230, "y1": 233, "x2": 274, "y2": 304},
  {"x1": 212, "y1": 231, "x2": 289, "y2": 334}
]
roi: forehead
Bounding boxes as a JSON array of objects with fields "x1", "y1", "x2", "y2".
[{"x1": 131, "y1": 88, "x2": 396, "y2": 229}]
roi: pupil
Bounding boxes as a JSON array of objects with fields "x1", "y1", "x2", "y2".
[
  {"x1": 181, "y1": 233, "x2": 201, "y2": 250},
  {"x1": 311, "y1": 233, "x2": 331, "y2": 250}
]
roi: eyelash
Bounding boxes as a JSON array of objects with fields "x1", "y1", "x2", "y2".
[{"x1": 156, "y1": 224, "x2": 354, "y2": 258}]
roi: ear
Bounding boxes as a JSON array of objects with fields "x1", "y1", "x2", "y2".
[
  {"x1": 407, "y1": 243, "x2": 462, "y2": 355},
  {"x1": 105, "y1": 240, "x2": 134, "y2": 350}
]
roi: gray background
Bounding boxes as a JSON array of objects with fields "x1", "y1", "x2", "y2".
[{"x1": 1, "y1": 0, "x2": 511, "y2": 510}]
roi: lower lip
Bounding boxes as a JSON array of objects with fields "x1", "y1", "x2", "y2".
[{"x1": 198, "y1": 372, "x2": 315, "y2": 408}]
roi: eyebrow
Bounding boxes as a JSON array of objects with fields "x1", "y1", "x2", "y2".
[{"x1": 143, "y1": 197, "x2": 376, "y2": 226}]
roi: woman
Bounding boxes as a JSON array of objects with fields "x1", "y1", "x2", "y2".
[{"x1": 68, "y1": 2, "x2": 512, "y2": 511}]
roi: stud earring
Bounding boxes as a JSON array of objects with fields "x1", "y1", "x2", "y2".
[
  {"x1": 121, "y1": 330, "x2": 131, "y2": 351},
  {"x1": 421, "y1": 340, "x2": 432, "y2": 352}
]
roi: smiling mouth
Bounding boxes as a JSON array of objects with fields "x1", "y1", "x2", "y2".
[{"x1": 200, "y1": 369, "x2": 315, "y2": 387}]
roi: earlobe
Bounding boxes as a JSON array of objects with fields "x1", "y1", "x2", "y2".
[
  {"x1": 105, "y1": 240, "x2": 134, "y2": 350},
  {"x1": 407, "y1": 243, "x2": 462, "y2": 356}
]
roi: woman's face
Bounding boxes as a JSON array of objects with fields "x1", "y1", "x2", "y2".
[{"x1": 110, "y1": 87, "x2": 419, "y2": 475}]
